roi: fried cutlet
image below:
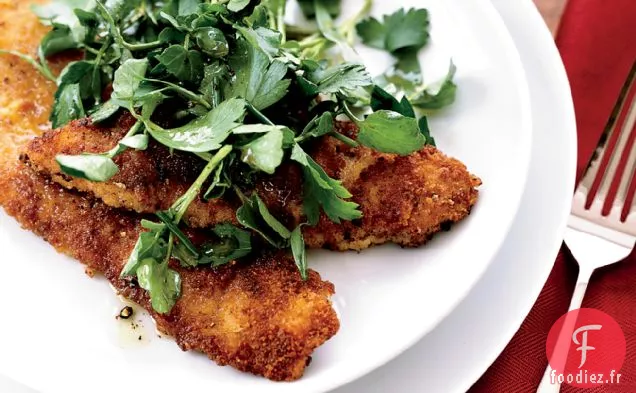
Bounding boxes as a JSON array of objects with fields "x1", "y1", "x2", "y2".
[
  {"x1": 20, "y1": 116, "x2": 481, "y2": 251},
  {"x1": 0, "y1": 162, "x2": 339, "y2": 381}
]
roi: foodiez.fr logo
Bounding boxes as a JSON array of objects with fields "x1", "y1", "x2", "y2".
[{"x1": 545, "y1": 308, "x2": 626, "y2": 388}]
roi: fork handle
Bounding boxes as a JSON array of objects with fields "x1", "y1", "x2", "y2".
[{"x1": 536, "y1": 267, "x2": 595, "y2": 393}]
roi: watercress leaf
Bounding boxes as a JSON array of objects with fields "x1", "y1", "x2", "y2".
[
  {"x1": 370, "y1": 85, "x2": 415, "y2": 118},
  {"x1": 121, "y1": 230, "x2": 167, "y2": 276},
  {"x1": 290, "y1": 226, "x2": 308, "y2": 280},
  {"x1": 56, "y1": 153, "x2": 119, "y2": 182},
  {"x1": 354, "y1": 17, "x2": 384, "y2": 48},
  {"x1": 211, "y1": 224, "x2": 252, "y2": 263},
  {"x1": 263, "y1": 0, "x2": 287, "y2": 26},
  {"x1": 236, "y1": 194, "x2": 291, "y2": 246},
  {"x1": 299, "y1": 112, "x2": 334, "y2": 139},
  {"x1": 158, "y1": 27, "x2": 187, "y2": 43},
  {"x1": 40, "y1": 23, "x2": 79, "y2": 56},
  {"x1": 395, "y1": 50, "x2": 422, "y2": 81},
  {"x1": 245, "y1": 4, "x2": 269, "y2": 28},
  {"x1": 119, "y1": 134, "x2": 149, "y2": 150},
  {"x1": 196, "y1": 223, "x2": 252, "y2": 266},
  {"x1": 190, "y1": 11, "x2": 221, "y2": 29},
  {"x1": 225, "y1": 39, "x2": 290, "y2": 110},
  {"x1": 356, "y1": 8, "x2": 430, "y2": 54},
  {"x1": 291, "y1": 144, "x2": 361, "y2": 224},
  {"x1": 240, "y1": 127, "x2": 284, "y2": 174},
  {"x1": 282, "y1": 127, "x2": 295, "y2": 148},
  {"x1": 112, "y1": 58, "x2": 149, "y2": 104},
  {"x1": 137, "y1": 87, "x2": 168, "y2": 119},
  {"x1": 147, "y1": 97, "x2": 245, "y2": 152},
  {"x1": 177, "y1": 0, "x2": 202, "y2": 16},
  {"x1": 74, "y1": 9, "x2": 99, "y2": 40},
  {"x1": 263, "y1": 0, "x2": 287, "y2": 13},
  {"x1": 290, "y1": 144, "x2": 332, "y2": 190},
  {"x1": 305, "y1": 63, "x2": 372, "y2": 95},
  {"x1": 418, "y1": 116, "x2": 436, "y2": 146},
  {"x1": 136, "y1": 258, "x2": 181, "y2": 314},
  {"x1": 228, "y1": 0, "x2": 250, "y2": 12},
  {"x1": 32, "y1": 0, "x2": 95, "y2": 26},
  {"x1": 51, "y1": 83, "x2": 85, "y2": 129},
  {"x1": 235, "y1": 26, "x2": 282, "y2": 59},
  {"x1": 410, "y1": 61, "x2": 457, "y2": 110},
  {"x1": 296, "y1": 74, "x2": 320, "y2": 97},
  {"x1": 314, "y1": 0, "x2": 345, "y2": 44},
  {"x1": 90, "y1": 99, "x2": 121, "y2": 123},
  {"x1": 141, "y1": 220, "x2": 166, "y2": 231},
  {"x1": 203, "y1": 161, "x2": 230, "y2": 200},
  {"x1": 296, "y1": 0, "x2": 340, "y2": 19},
  {"x1": 251, "y1": 193, "x2": 292, "y2": 238},
  {"x1": 193, "y1": 27, "x2": 229, "y2": 57},
  {"x1": 155, "y1": 211, "x2": 200, "y2": 257},
  {"x1": 172, "y1": 242, "x2": 199, "y2": 267},
  {"x1": 399, "y1": 96, "x2": 417, "y2": 118},
  {"x1": 103, "y1": 0, "x2": 140, "y2": 21},
  {"x1": 377, "y1": 65, "x2": 422, "y2": 92},
  {"x1": 199, "y1": 62, "x2": 228, "y2": 107},
  {"x1": 357, "y1": 110, "x2": 426, "y2": 155},
  {"x1": 57, "y1": 60, "x2": 97, "y2": 100},
  {"x1": 157, "y1": 45, "x2": 204, "y2": 82}
]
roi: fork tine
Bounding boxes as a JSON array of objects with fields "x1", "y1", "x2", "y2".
[
  {"x1": 610, "y1": 99, "x2": 636, "y2": 214},
  {"x1": 629, "y1": 187, "x2": 636, "y2": 225},
  {"x1": 583, "y1": 69, "x2": 636, "y2": 215},
  {"x1": 577, "y1": 68, "x2": 635, "y2": 207}
]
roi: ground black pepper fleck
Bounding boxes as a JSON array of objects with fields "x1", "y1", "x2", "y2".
[{"x1": 118, "y1": 306, "x2": 134, "y2": 320}]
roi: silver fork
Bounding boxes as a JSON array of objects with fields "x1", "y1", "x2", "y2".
[{"x1": 536, "y1": 66, "x2": 636, "y2": 393}]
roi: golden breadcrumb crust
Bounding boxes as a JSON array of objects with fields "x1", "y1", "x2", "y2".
[
  {"x1": 0, "y1": 163, "x2": 338, "y2": 381},
  {"x1": 21, "y1": 117, "x2": 481, "y2": 250}
]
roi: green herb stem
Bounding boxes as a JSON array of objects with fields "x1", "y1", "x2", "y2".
[
  {"x1": 156, "y1": 212, "x2": 199, "y2": 257},
  {"x1": 232, "y1": 185, "x2": 249, "y2": 204},
  {"x1": 285, "y1": 24, "x2": 319, "y2": 39},
  {"x1": 246, "y1": 103, "x2": 275, "y2": 126},
  {"x1": 148, "y1": 78, "x2": 212, "y2": 109},
  {"x1": 298, "y1": 33, "x2": 325, "y2": 49},
  {"x1": 91, "y1": 38, "x2": 112, "y2": 103},
  {"x1": 82, "y1": 46, "x2": 102, "y2": 56},
  {"x1": 340, "y1": 0, "x2": 373, "y2": 44},
  {"x1": 173, "y1": 145, "x2": 233, "y2": 222},
  {"x1": 96, "y1": 0, "x2": 163, "y2": 52},
  {"x1": 0, "y1": 50, "x2": 56, "y2": 82},
  {"x1": 164, "y1": 232, "x2": 175, "y2": 264},
  {"x1": 341, "y1": 101, "x2": 362, "y2": 124},
  {"x1": 276, "y1": 8, "x2": 286, "y2": 43},
  {"x1": 124, "y1": 40, "x2": 164, "y2": 51},
  {"x1": 330, "y1": 132, "x2": 359, "y2": 147}
]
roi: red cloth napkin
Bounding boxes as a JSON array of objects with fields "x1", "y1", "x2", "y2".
[{"x1": 469, "y1": 1, "x2": 636, "y2": 392}]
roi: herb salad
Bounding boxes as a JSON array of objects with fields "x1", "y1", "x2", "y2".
[{"x1": 2, "y1": 0, "x2": 457, "y2": 314}]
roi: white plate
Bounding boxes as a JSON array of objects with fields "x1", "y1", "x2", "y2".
[
  {"x1": 332, "y1": 1, "x2": 577, "y2": 392},
  {"x1": 0, "y1": 1, "x2": 532, "y2": 392}
]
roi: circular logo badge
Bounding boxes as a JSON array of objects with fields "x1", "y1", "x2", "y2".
[{"x1": 546, "y1": 308, "x2": 626, "y2": 388}]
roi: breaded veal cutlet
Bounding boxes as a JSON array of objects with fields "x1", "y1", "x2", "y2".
[
  {"x1": 21, "y1": 115, "x2": 481, "y2": 251},
  {"x1": 0, "y1": 162, "x2": 339, "y2": 381}
]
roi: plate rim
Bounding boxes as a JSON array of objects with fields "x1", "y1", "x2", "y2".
[
  {"x1": 309, "y1": 0, "x2": 537, "y2": 389},
  {"x1": 328, "y1": 0, "x2": 577, "y2": 391},
  {"x1": 454, "y1": 0, "x2": 577, "y2": 389}
]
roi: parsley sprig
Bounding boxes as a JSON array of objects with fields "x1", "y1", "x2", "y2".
[{"x1": 3, "y1": 0, "x2": 458, "y2": 313}]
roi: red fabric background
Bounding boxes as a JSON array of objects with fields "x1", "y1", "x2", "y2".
[{"x1": 469, "y1": 0, "x2": 636, "y2": 392}]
